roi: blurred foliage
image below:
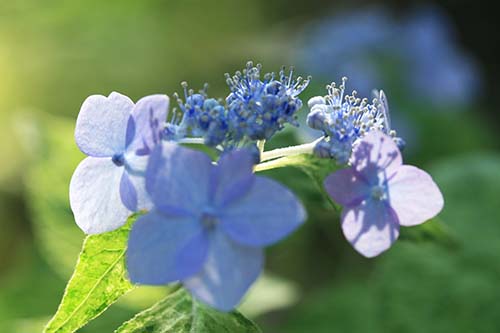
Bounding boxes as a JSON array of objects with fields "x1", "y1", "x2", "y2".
[
  {"x1": 273, "y1": 153, "x2": 500, "y2": 333},
  {"x1": 0, "y1": 0, "x2": 290, "y2": 188},
  {"x1": 23, "y1": 114, "x2": 84, "y2": 277},
  {"x1": 239, "y1": 273, "x2": 300, "y2": 319}
]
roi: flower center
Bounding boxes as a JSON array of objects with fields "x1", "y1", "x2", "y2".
[
  {"x1": 201, "y1": 212, "x2": 219, "y2": 230},
  {"x1": 370, "y1": 185, "x2": 387, "y2": 201},
  {"x1": 112, "y1": 153, "x2": 125, "y2": 167}
]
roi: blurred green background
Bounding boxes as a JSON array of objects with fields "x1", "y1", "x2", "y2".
[{"x1": 1, "y1": 1, "x2": 500, "y2": 332}]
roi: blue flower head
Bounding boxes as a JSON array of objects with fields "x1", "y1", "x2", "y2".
[
  {"x1": 307, "y1": 78, "x2": 403, "y2": 164},
  {"x1": 127, "y1": 143, "x2": 306, "y2": 311},
  {"x1": 225, "y1": 61, "x2": 310, "y2": 141},
  {"x1": 172, "y1": 83, "x2": 229, "y2": 147}
]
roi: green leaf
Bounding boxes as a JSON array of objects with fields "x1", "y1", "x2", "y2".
[
  {"x1": 115, "y1": 288, "x2": 261, "y2": 333},
  {"x1": 399, "y1": 218, "x2": 458, "y2": 248},
  {"x1": 43, "y1": 216, "x2": 138, "y2": 333},
  {"x1": 255, "y1": 154, "x2": 340, "y2": 208}
]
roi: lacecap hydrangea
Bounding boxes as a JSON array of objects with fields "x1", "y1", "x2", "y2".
[{"x1": 67, "y1": 62, "x2": 444, "y2": 313}]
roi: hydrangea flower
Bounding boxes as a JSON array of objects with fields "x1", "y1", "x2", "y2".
[
  {"x1": 225, "y1": 61, "x2": 309, "y2": 141},
  {"x1": 70, "y1": 92, "x2": 168, "y2": 234},
  {"x1": 324, "y1": 130, "x2": 443, "y2": 257},
  {"x1": 127, "y1": 143, "x2": 306, "y2": 311},
  {"x1": 307, "y1": 78, "x2": 403, "y2": 164}
]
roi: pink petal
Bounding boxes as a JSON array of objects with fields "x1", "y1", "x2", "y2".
[{"x1": 388, "y1": 165, "x2": 444, "y2": 226}]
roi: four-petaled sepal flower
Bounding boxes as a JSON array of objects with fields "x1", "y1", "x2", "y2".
[
  {"x1": 126, "y1": 143, "x2": 306, "y2": 311},
  {"x1": 324, "y1": 130, "x2": 444, "y2": 257},
  {"x1": 70, "y1": 92, "x2": 168, "y2": 234}
]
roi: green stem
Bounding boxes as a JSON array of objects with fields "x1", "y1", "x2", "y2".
[
  {"x1": 178, "y1": 137, "x2": 205, "y2": 145},
  {"x1": 256, "y1": 140, "x2": 266, "y2": 156},
  {"x1": 254, "y1": 156, "x2": 292, "y2": 172},
  {"x1": 260, "y1": 138, "x2": 322, "y2": 162}
]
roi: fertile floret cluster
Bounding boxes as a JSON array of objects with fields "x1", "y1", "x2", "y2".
[
  {"x1": 307, "y1": 77, "x2": 402, "y2": 164},
  {"x1": 172, "y1": 83, "x2": 228, "y2": 147},
  {"x1": 225, "y1": 61, "x2": 310, "y2": 141},
  {"x1": 165, "y1": 62, "x2": 310, "y2": 151}
]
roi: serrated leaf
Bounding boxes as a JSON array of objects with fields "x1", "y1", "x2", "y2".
[
  {"x1": 44, "y1": 216, "x2": 138, "y2": 333},
  {"x1": 115, "y1": 288, "x2": 261, "y2": 333}
]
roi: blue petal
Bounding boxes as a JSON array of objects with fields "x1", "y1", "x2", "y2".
[
  {"x1": 174, "y1": 231, "x2": 210, "y2": 278},
  {"x1": 69, "y1": 157, "x2": 131, "y2": 234},
  {"x1": 219, "y1": 176, "x2": 306, "y2": 247},
  {"x1": 146, "y1": 143, "x2": 212, "y2": 216},
  {"x1": 120, "y1": 172, "x2": 138, "y2": 211},
  {"x1": 126, "y1": 95, "x2": 169, "y2": 155},
  {"x1": 127, "y1": 211, "x2": 206, "y2": 285},
  {"x1": 184, "y1": 231, "x2": 263, "y2": 311},
  {"x1": 212, "y1": 149, "x2": 255, "y2": 207},
  {"x1": 75, "y1": 92, "x2": 134, "y2": 157}
]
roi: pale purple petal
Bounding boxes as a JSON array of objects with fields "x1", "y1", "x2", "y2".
[
  {"x1": 219, "y1": 177, "x2": 306, "y2": 247},
  {"x1": 126, "y1": 94, "x2": 169, "y2": 155},
  {"x1": 388, "y1": 165, "x2": 444, "y2": 226},
  {"x1": 352, "y1": 130, "x2": 402, "y2": 181},
  {"x1": 75, "y1": 92, "x2": 134, "y2": 157},
  {"x1": 146, "y1": 143, "x2": 212, "y2": 216},
  {"x1": 184, "y1": 231, "x2": 263, "y2": 311},
  {"x1": 124, "y1": 153, "x2": 152, "y2": 211},
  {"x1": 127, "y1": 211, "x2": 205, "y2": 285},
  {"x1": 212, "y1": 150, "x2": 255, "y2": 207},
  {"x1": 324, "y1": 168, "x2": 371, "y2": 207},
  {"x1": 69, "y1": 157, "x2": 131, "y2": 234},
  {"x1": 341, "y1": 200, "x2": 400, "y2": 258}
]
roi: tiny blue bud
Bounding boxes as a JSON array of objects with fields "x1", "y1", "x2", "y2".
[
  {"x1": 306, "y1": 107, "x2": 327, "y2": 130},
  {"x1": 307, "y1": 96, "x2": 326, "y2": 108},
  {"x1": 394, "y1": 137, "x2": 406, "y2": 151},
  {"x1": 313, "y1": 139, "x2": 332, "y2": 159}
]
